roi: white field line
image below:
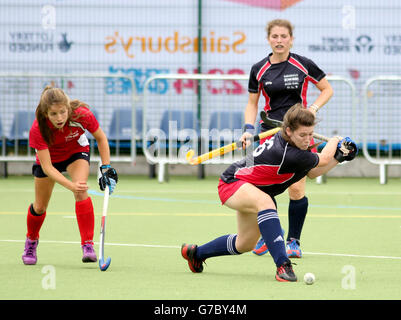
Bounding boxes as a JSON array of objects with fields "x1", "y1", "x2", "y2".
[
  {"x1": 4, "y1": 188, "x2": 401, "y2": 197},
  {"x1": 2, "y1": 211, "x2": 401, "y2": 218},
  {"x1": 301, "y1": 251, "x2": 401, "y2": 260},
  {"x1": 2, "y1": 239, "x2": 401, "y2": 260},
  {"x1": 0, "y1": 239, "x2": 179, "y2": 249}
]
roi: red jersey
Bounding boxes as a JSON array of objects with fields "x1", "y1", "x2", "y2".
[{"x1": 29, "y1": 106, "x2": 99, "y2": 164}]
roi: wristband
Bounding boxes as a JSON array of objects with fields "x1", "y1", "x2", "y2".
[
  {"x1": 243, "y1": 123, "x2": 255, "y2": 134},
  {"x1": 101, "y1": 164, "x2": 111, "y2": 169},
  {"x1": 309, "y1": 104, "x2": 319, "y2": 112}
]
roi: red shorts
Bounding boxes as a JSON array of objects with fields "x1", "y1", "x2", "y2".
[{"x1": 218, "y1": 178, "x2": 247, "y2": 205}]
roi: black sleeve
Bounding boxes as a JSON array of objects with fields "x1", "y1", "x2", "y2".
[
  {"x1": 248, "y1": 65, "x2": 259, "y2": 93},
  {"x1": 301, "y1": 56, "x2": 326, "y2": 83},
  {"x1": 281, "y1": 148, "x2": 319, "y2": 173}
]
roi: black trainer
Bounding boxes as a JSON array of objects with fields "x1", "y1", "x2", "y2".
[
  {"x1": 181, "y1": 243, "x2": 205, "y2": 273},
  {"x1": 275, "y1": 260, "x2": 297, "y2": 282}
]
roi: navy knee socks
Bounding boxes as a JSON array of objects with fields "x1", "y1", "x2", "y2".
[
  {"x1": 196, "y1": 234, "x2": 240, "y2": 260},
  {"x1": 287, "y1": 196, "x2": 308, "y2": 243},
  {"x1": 257, "y1": 209, "x2": 288, "y2": 267}
]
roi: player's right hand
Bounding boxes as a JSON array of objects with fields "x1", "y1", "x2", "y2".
[
  {"x1": 72, "y1": 181, "x2": 89, "y2": 193},
  {"x1": 240, "y1": 131, "x2": 253, "y2": 149},
  {"x1": 241, "y1": 124, "x2": 255, "y2": 149}
]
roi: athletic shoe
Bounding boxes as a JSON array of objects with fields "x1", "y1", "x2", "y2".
[
  {"x1": 181, "y1": 243, "x2": 205, "y2": 273},
  {"x1": 275, "y1": 260, "x2": 297, "y2": 282},
  {"x1": 82, "y1": 243, "x2": 97, "y2": 262},
  {"x1": 252, "y1": 238, "x2": 269, "y2": 256},
  {"x1": 286, "y1": 239, "x2": 302, "y2": 258},
  {"x1": 22, "y1": 238, "x2": 38, "y2": 265},
  {"x1": 252, "y1": 229, "x2": 285, "y2": 256}
]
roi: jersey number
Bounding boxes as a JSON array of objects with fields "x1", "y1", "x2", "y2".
[{"x1": 253, "y1": 136, "x2": 274, "y2": 157}]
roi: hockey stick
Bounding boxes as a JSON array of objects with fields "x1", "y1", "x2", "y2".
[
  {"x1": 260, "y1": 111, "x2": 329, "y2": 142},
  {"x1": 186, "y1": 127, "x2": 281, "y2": 165},
  {"x1": 259, "y1": 111, "x2": 358, "y2": 155},
  {"x1": 99, "y1": 185, "x2": 111, "y2": 271}
]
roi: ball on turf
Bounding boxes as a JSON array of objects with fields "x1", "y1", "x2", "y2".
[{"x1": 303, "y1": 272, "x2": 315, "y2": 285}]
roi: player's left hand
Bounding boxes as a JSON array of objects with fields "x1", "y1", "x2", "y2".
[
  {"x1": 334, "y1": 137, "x2": 358, "y2": 162},
  {"x1": 340, "y1": 137, "x2": 358, "y2": 161},
  {"x1": 308, "y1": 104, "x2": 319, "y2": 115},
  {"x1": 99, "y1": 165, "x2": 118, "y2": 194}
]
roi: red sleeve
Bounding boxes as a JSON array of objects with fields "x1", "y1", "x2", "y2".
[
  {"x1": 75, "y1": 107, "x2": 99, "y2": 133},
  {"x1": 29, "y1": 120, "x2": 48, "y2": 151}
]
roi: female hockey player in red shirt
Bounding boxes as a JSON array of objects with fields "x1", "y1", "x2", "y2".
[{"x1": 22, "y1": 86, "x2": 118, "y2": 265}]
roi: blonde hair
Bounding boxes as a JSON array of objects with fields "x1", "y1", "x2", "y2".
[
  {"x1": 35, "y1": 86, "x2": 88, "y2": 145},
  {"x1": 266, "y1": 19, "x2": 294, "y2": 37}
]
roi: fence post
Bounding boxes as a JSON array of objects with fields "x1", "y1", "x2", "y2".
[{"x1": 362, "y1": 75, "x2": 401, "y2": 184}]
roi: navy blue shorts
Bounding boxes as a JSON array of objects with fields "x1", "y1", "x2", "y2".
[{"x1": 32, "y1": 152, "x2": 90, "y2": 178}]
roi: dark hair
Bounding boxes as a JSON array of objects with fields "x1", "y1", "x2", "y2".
[
  {"x1": 35, "y1": 86, "x2": 89, "y2": 145},
  {"x1": 282, "y1": 103, "x2": 316, "y2": 141}
]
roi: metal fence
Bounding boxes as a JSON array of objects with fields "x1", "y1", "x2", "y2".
[
  {"x1": 362, "y1": 75, "x2": 401, "y2": 184},
  {"x1": 0, "y1": 73, "x2": 137, "y2": 174},
  {"x1": 142, "y1": 73, "x2": 357, "y2": 182},
  {"x1": 2, "y1": 72, "x2": 400, "y2": 184},
  {"x1": 142, "y1": 73, "x2": 249, "y2": 182},
  {"x1": 309, "y1": 75, "x2": 357, "y2": 184},
  {"x1": 309, "y1": 75, "x2": 357, "y2": 140}
]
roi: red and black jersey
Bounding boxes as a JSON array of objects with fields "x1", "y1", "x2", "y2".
[
  {"x1": 220, "y1": 132, "x2": 319, "y2": 197},
  {"x1": 29, "y1": 106, "x2": 99, "y2": 164},
  {"x1": 248, "y1": 52, "x2": 326, "y2": 122}
]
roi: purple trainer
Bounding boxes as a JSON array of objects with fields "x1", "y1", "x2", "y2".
[
  {"x1": 22, "y1": 238, "x2": 38, "y2": 265},
  {"x1": 82, "y1": 243, "x2": 97, "y2": 263}
]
